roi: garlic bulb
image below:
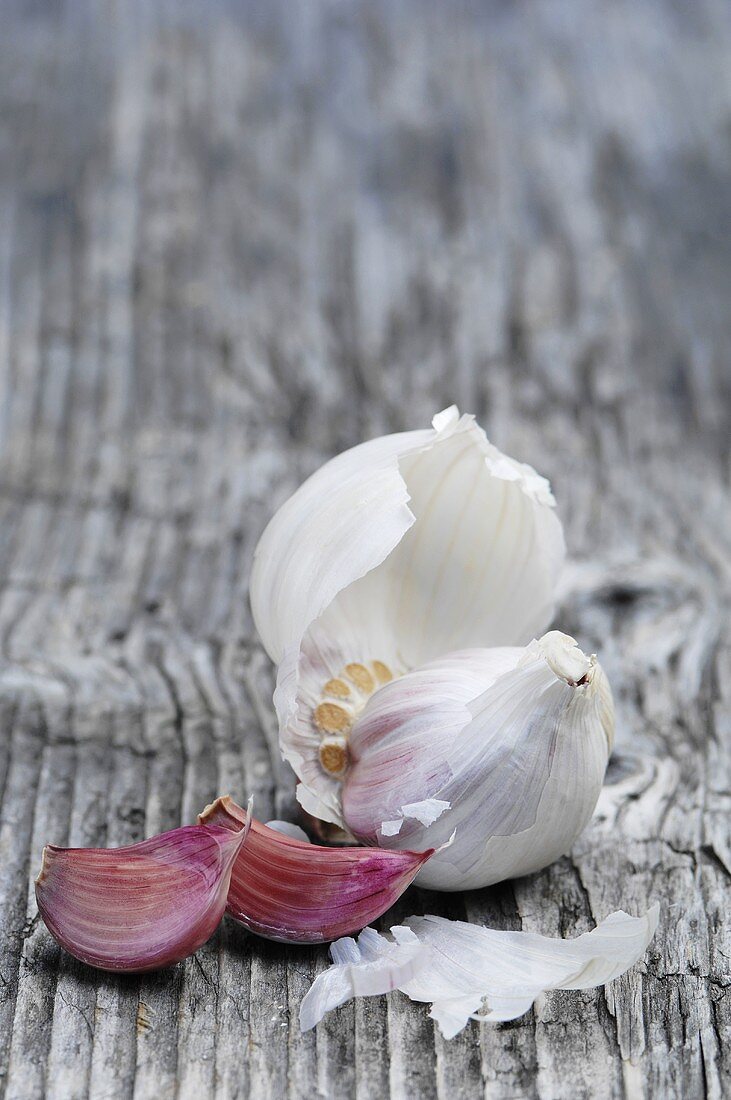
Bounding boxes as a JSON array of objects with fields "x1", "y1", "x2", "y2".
[
  {"x1": 250, "y1": 406, "x2": 565, "y2": 831},
  {"x1": 342, "y1": 631, "x2": 614, "y2": 890}
]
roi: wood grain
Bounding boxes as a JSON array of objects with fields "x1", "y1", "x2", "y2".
[{"x1": 0, "y1": 1, "x2": 729, "y2": 1097}]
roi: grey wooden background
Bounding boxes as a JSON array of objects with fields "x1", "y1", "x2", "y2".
[{"x1": 0, "y1": 1, "x2": 729, "y2": 1097}]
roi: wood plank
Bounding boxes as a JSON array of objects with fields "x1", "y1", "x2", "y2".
[{"x1": 0, "y1": 2, "x2": 728, "y2": 1097}]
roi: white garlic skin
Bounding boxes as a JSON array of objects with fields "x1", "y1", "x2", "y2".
[{"x1": 342, "y1": 634, "x2": 614, "y2": 892}]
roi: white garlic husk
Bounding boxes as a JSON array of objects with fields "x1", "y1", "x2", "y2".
[
  {"x1": 300, "y1": 906, "x2": 658, "y2": 1037},
  {"x1": 250, "y1": 407, "x2": 565, "y2": 828},
  {"x1": 341, "y1": 632, "x2": 614, "y2": 890}
]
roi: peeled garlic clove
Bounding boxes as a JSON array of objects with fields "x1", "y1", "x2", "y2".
[
  {"x1": 35, "y1": 823, "x2": 247, "y2": 972},
  {"x1": 198, "y1": 796, "x2": 434, "y2": 944},
  {"x1": 250, "y1": 407, "x2": 565, "y2": 828},
  {"x1": 343, "y1": 632, "x2": 614, "y2": 891},
  {"x1": 301, "y1": 906, "x2": 658, "y2": 1037}
]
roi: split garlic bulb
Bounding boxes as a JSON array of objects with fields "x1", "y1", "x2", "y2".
[
  {"x1": 251, "y1": 406, "x2": 565, "y2": 832},
  {"x1": 250, "y1": 408, "x2": 613, "y2": 891}
]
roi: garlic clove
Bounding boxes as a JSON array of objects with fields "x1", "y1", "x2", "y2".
[
  {"x1": 343, "y1": 632, "x2": 614, "y2": 891},
  {"x1": 35, "y1": 822, "x2": 247, "y2": 972},
  {"x1": 300, "y1": 907, "x2": 659, "y2": 1037},
  {"x1": 198, "y1": 796, "x2": 434, "y2": 944},
  {"x1": 250, "y1": 424, "x2": 430, "y2": 666},
  {"x1": 250, "y1": 407, "x2": 565, "y2": 828}
]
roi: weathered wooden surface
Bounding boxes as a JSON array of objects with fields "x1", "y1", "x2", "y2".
[{"x1": 0, "y1": 1, "x2": 729, "y2": 1097}]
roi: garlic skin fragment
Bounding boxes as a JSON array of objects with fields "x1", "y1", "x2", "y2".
[
  {"x1": 396, "y1": 907, "x2": 659, "y2": 1038},
  {"x1": 300, "y1": 907, "x2": 659, "y2": 1038},
  {"x1": 299, "y1": 928, "x2": 427, "y2": 1032},
  {"x1": 35, "y1": 823, "x2": 246, "y2": 972},
  {"x1": 250, "y1": 407, "x2": 565, "y2": 828},
  {"x1": 199, "y1": 797, "x2": 434, "y2": 944},
  {"x1": 342, "y1": 632, "x2": 614, "y2": 891}
]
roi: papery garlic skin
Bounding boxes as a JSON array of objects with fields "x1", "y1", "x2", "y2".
[
  {"x1": 342, "y1": 632, "x2": 614, "y2": 891},
  {"x1": 301, "y1": 906, "x2": 659, "y2": 1038},
  {"x1": 300, "y1": 928, "x2": 427, "y2": 1032},
  {"x1": 397, "y1": 907, "x2": 658, "y2": 1038},
  {"x1": 250, "y1": 407, "x2": 565, "y2": 828}
]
